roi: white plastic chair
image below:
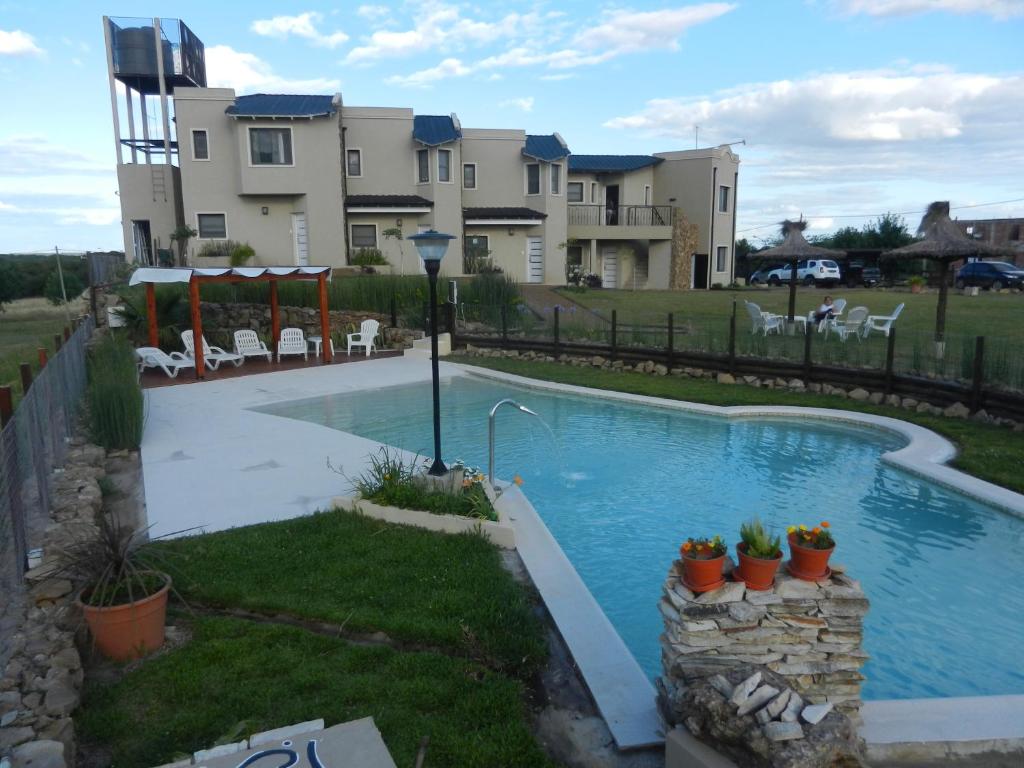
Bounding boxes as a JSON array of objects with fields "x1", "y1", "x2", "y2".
[
  {"x1": 818, "y1": 298, "x2": 848, "y2": 333},
  {"x1": 831, "y1": 306, "x2": 869, "y2": 342},
  {"x1": 135, "y1": 347, "x2": 195, "y2": 378},
  {"x1": 744, "y1": 301, "x2": 783, "y2": 336},
  {"x1": 233, "y1": 329, "x2": 272, "y2": 362},
  {"x1": 347, "y1": 319, "x2": 381, "y2": 357},
  {"x1": 181, "y1": 330, "x2": 244, "y2": 371},
  {"x1": 277, "y1": 327, "x2": 308, "y2": 362},
  {"x1": 864, "y1": 303, "x2": 905, "y2": 338}
]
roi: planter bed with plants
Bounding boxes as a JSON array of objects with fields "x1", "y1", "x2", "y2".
[{"x1": 332, "y1": 449, "x2": 516, "y2": 549}]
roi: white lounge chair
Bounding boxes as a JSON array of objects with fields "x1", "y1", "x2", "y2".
[
  {"x1": 277, "y1": 327, "x2": 308, "y2": 362},
  {"x1": 181, "y1": 330, "x2": 244, "y2": 371},
  {"x1": 347, "y1": 319, "x2": 380, "y2": 357},
  {"x1": 831, "y1": 306, "x2": 869, "y2": 342},
  {"x1": 744, "y1": 301, "x2": 783, "y2": 336},
  {"x1": 864, "y1": 303, "x2": 905, "y2": 338},
  {"x1": 233, "y1": 329, "x2": 272, "y2": 362},
  {"x1": 135, "y1": 347, "x2": 195, "y2": 378}
]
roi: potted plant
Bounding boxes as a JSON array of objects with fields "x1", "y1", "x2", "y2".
[
  {"x1": 735, "y1": 519, "x2": 782, "y2": 590},
  {"x1": 64, "y1": 515, "x2": 172, "y2": 661},
  {"x1": 678, "y1": 535, "x2": 727, "y2": 593},
  {"x1": 908, "y1": 275, "x2": 926, "y2": 294},
  {"x1": 787, "y1": 522, "x2": 835, "y2": 580}
]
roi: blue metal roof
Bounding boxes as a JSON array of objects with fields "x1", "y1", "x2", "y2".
[
  {"x1": 523, "y1": 134, "x2": 570, "y2": 162},
  {"x1": 568, "y1": 155, "x2": 662, "y2": 173},
  {"x1": 413, "y1": 115, "x2": 461, "y2": 146},
  {"x1": 226, "y1": 94, "x2": 336, "y2": 118}
]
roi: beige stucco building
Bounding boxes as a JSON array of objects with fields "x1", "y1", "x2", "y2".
[{"x1": 104, "y1": 17, "x2": 740, "y2": 288}]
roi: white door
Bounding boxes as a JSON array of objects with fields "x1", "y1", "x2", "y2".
[
  {"x1": 526, "y1": 236, "x2": 544, "y2": 283},
  {"x1": 602, "y1": 246, "x2": 618, "y2": 288},
  {"x1": 292, "y1": 213, "x2": 309, "y2": 266}
]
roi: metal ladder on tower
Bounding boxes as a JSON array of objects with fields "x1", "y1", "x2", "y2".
[{"x1": 150, "y1": 164, "x2": 167, "y2": 202}]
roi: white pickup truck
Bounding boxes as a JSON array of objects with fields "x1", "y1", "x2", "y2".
[{"x1": 765, "y1": 259, "x2": 841, "y2": 287}]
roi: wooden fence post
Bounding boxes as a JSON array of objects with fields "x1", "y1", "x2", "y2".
[
  {"x1": 0, "y1": 386, "x2": 12, "y2": 428},
  {"x1": 54, "y1": 334, "x2": 62, "y2": 352},
  {"x1": 63, "y1": 326, "x2": 71, "y2": 342},
  {"x1": 884, "y1": 329, "x2": 896, "y2": 395},
  {"x1": 728, "y1": 301, "x2": 737, "y2": 375},
  {"x1": 667, "y1": 313, "x2": 674, "y2": 369},
  {"x1": 803, "y1": 323, "x2": 813, "y2": 383},
  {"x1": 501, "y1": 304, "x2": 508, "y2": 344},
  {"x1": 970, "y1": 336, "x2": 985, "y2": 414},
  {"x1": 553, "y1": 306, "x2": 560, "y2": 354},
  {"x1": 37, "y1": 348, "x2": 48, "y2": 369},
  {"x1": 19, "y1": 363, "x2": 32, "y2": 394},
  {"x1": 390, "y1": 297, "x2": 398, "y2": 328},
  {"x1": 611, "y1": 310, "x2": 618, "y2": 361}
]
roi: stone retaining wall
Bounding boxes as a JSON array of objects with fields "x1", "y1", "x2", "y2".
[{"x1": 657, "y1": 561, "x2": 869, "y2": 730}]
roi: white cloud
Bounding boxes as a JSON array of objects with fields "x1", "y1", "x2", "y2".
[
  {"x1": 499, "y1": 97, "x2": 535, "y2": 112},
  {"x1": 572, "y1": 4, "x2": 738, "y2": 55},
  {"x1": 385, "y1": 58, "x2": 471, "y2": 87},
  {"x1": 0, "y1": 200, "x2": 18, "y2": 211},
  {"x1": 0, "y1": 29, "x2": 44, "y2": 56},
  {"x1": 205, "y1": 45, "x2": 340, "y2": 93},
  {"x1": 357, "y1": 5, "x2": 392, "y2": 23},
  {"x1": 540, "y1": 73, "x2": 576, "y2": 81},
  {"x1": 832, "y1": 0, "x2": 1024, "y2": 18},
  {"x1": 250, "y1": 12, "x2": 349, "y2": 48}
]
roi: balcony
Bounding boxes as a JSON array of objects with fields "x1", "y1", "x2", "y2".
[{"x1": 567, "y1": 205, "x2": 673, "y2": 240}]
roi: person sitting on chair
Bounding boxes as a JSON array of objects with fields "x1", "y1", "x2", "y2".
[{"x1": 814, "y1": 296, "x2": 835, "y2": 323}]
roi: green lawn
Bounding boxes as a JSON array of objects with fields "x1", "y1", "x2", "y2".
[
  {"x1": 78, "y1": 511, "x2": 554, "y2": 767},
  {"x1": 0, "y1": 297, "x2": 83, "y2": 406},
  {"x1": 456, "y1": 356, "x2": 1024, "y2": 496}
]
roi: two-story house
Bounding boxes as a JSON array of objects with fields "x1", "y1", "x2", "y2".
[{"x1": 104, "y1": 16, "x2": 739, "y2": 289}]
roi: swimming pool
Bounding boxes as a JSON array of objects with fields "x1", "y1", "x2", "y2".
[{"x1": 254, "y1": 374, "x2": 1024, "y2": 701}]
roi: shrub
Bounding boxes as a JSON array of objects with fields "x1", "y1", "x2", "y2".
[
  {"x1": 739, "y1": 518, "x2": 781, "y2": 559},
  {"x1": 113, "y1": 285, "x2": 189, "y2": 348},
  {"x1": 86, "y1": 334, "x2": 144, "y2": 450},
  {"x1": 351, "y1": 248, "x2": 389, "y2": 266},
  {"x1": 229, "y1": 243, "x2": 255, "y2": 267},
  {"x1": 44, "y1": 269, "x2": 84, "y2": 305},
  {"x1": 460, "y1": 272, "x2": 520, "y2": 309},
  {"x1": 197, "y1": 240, "x2": 242, "y2": 260}
]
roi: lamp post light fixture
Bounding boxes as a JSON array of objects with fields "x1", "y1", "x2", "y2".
[{"x1": 409, "y1": 229, "x2": 455, "y2": 476}]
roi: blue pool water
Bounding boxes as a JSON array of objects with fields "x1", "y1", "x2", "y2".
[{"x1": 254, "y1": 375, "x2": 1024, "y2": 700}]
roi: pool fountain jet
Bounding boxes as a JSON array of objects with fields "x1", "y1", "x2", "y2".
[{"x1": 489, "y1": 399, "x2": 539, "y2": 488}]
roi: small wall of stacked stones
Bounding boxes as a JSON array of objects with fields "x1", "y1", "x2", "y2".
[
  {"x1": 0, "y1": 439, "x2": 108, "y2": 766},
  {"x1": 657, "y1": 562, "x2": 869, "y2": 731}
]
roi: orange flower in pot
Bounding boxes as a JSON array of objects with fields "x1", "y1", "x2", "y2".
[
  {"x1": 735, "y1": 518, "x2": 782, "y2": 590},
  {"x1": 678, "y1": 535, "x2": 727, "y2": 593},
  {"x1": 787, "y1": 522, "x2": 835, "y2": 580}
]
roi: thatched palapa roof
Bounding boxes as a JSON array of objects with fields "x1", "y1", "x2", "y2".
[
  {"x1": 756, "y1": 219, "x2": 846, "y2": 262},
  {"x1": 886, "y1": 202, "x2": 1009, "y2": 261}
]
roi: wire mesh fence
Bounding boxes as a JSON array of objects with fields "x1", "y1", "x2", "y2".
[{"x1": 0, "y1": 316, "x2": 94, "y2": 669}]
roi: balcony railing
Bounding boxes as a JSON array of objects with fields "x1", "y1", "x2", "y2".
[{"x1": 568, "y1": 205, "x2": 671, "y2": 227}]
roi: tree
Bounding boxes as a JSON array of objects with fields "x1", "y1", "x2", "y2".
[
  {"x1": 170, "y1": 225, "x2": 198, "y2": 266},
  {"x1": 44, "y1": 268, "x2": 84, "y2": 305},
  {"x1": 0, "y1": 260, "x2": 20, "y2": 311}
]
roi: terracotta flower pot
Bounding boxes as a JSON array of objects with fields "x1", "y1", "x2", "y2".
[
  {"x1": 788, "y1": 535, "x2": 835, "y2": 580},
  {"x1": 680, "y1": 554, "x2": 726, "y2": 593},
  {"x1": 78, "y1": 573, "x2": 170, "y2": 661},
  {"x1": 735, "y1": 543, "x2": 781, "y2": 591}
]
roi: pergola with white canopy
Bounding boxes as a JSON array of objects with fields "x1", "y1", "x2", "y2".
[{"x1": 128, "y1": 266, "x2": 333, "y2": 378}]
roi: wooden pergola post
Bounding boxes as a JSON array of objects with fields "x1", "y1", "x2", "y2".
[
  {"x1": 189, "y1": 276, "x2": 204, "y2": 378},
  {"x1": 146, "y1": 282, "x2": 159, "y2": 348},
  {"x1": 269, "y1": 281, "x2": 280, "y2": 360},
  {"x1": 317, "y1": 273, "x2": 332, "y2": 363}
]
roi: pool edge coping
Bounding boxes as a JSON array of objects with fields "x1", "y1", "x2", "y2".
[{"x1": 456, "y1": 362, "x2": 1024, "y2": 753}]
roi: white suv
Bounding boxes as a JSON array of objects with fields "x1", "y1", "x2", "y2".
[{"x1": 766, "y1": 259, "x2": 841, "y2": 287}]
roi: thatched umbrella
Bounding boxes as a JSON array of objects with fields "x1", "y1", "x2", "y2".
[
  {"x1": 885, "y1": 202, "x2": 1008, "y2": 345},
  {"x1": 754, "y1": 220, "x2": 846, "y2": 322}
]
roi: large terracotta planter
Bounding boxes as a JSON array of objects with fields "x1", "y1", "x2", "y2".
[
  {"x1": 788, "y1": 535, "x2": 835, "y2": 580},
  {"x1": 78, "y1": 573, "x2": 170, "y2": 661},
  {"x1": 735, "y1": 543, "x2": 781, "y2": 591},
  {"x1": 679, "y1": 555, "x2": 726, "y2": 593}
]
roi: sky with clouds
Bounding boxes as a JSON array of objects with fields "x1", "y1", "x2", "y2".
[{"x1": 0, "y1": 0, "x2": 1021, "y2": 251}]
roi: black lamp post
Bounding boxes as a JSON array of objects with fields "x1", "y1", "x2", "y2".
[{"x1": 409, "y1": 229, "x2": 455, "y2": 476}]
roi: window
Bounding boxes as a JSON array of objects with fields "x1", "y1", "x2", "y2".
[
  {"x1": 351, "y1": 224, "x2": 377, "y2": 248},
  {"x1": 465, "y1": 234, "x2": 490, "y2": 274},
  {"x1": 249, "y1": 127, "x2": 293, "y2": 165},
  {"x1": 191, "y1": 129, "x2": 209, "y2": 161},
  {"x1": 417, "y1": 149, "x2": 430, "y2": 183},
  {"x1": 196, "y1": 213, "x2": 226, "y2": 239},
  {"x1": 716, "y1": 246, "x2": 727, "y2": 272},
  {"x1": 719, "y1": 185, "x2": 730, "y2": 213},
  {"x1": 550, "y1": 164, "x2": 561, "y2": 195},
  {"x1": 526, "y1": 163, "x2": 540, "y2": 195},
  {"x1": 567, "y1": 182, "x2": 584, "y2": 203},
  {"x1": 346, "y1": 149, "x2": 362, "y2": 177},
  {"x1": 438, "y1": 149, "x2": 452, "y2": 183},
  {"x1": 463, "y1": 163, "x2": 477, "y2": 189}
]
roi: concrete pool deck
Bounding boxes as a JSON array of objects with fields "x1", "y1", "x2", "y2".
[{"x1": 140, "y1": 356, "x2": 1024, "y2": 757}]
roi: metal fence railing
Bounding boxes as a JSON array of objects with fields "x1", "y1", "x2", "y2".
[{"x1": 0, "y1": 316, "x2": 94, "y2": 670}]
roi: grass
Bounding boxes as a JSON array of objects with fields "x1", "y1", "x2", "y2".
[
  {"x1": 85, "y1": 333, "x2": 144, "y2": 450},
  {"x1": 151, "y1": 510, "x2": 546, "y2": 676},
  {"x1": 78, "y1": 617, "x2": 556, "y2": 768},
  {"x1": 456, "y1": 355, "x2": 1024, "y2": 496},
  {"x1": 0, "y1": 297, "x2": 84, "y2": 407}
]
